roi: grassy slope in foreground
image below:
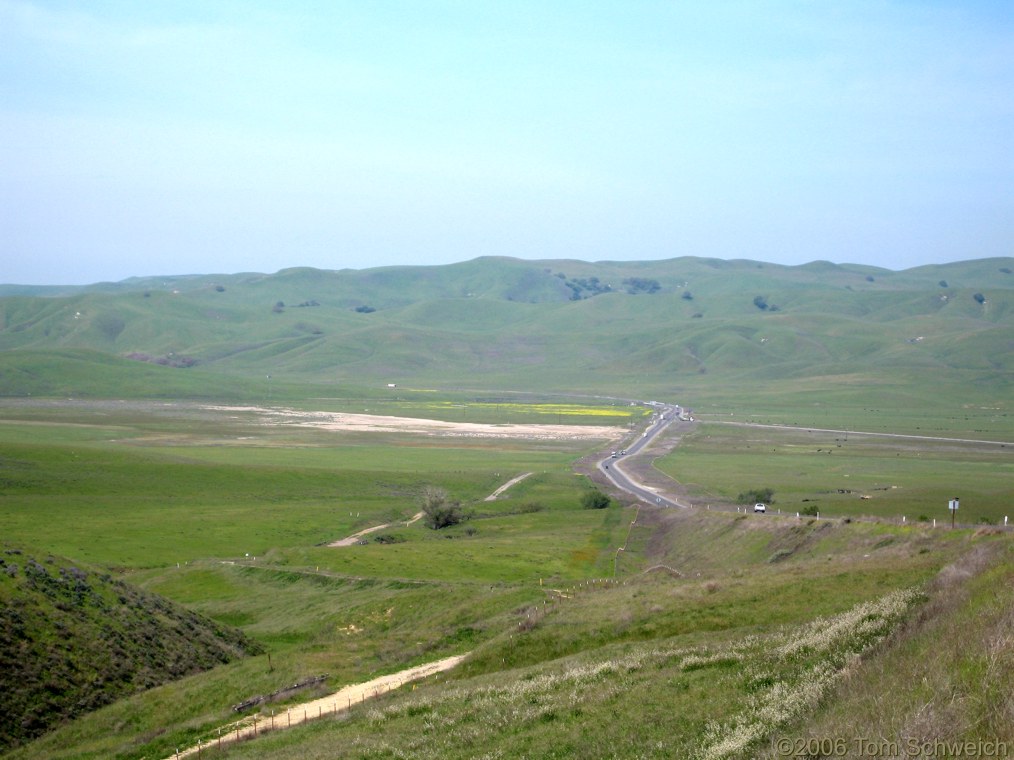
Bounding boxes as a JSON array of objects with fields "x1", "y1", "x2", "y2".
[
  {"x1": 145, "y1": 513, "x2": 1010, "y2": 760},
  {"x1": 763, "y1": 541, "x2": 1013, "y2": 758},
  {"x1": 0, "y1": 545, "x2": 262, "y2": 754}
]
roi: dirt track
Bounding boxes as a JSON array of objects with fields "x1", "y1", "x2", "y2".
[
  {"x1": 328, "y1": 511, "x2": 424, "y2": 547},
  {"x1": 484, "y1": 471, "x2": 533, "y2": 500},
  {"x1": 167, "y1": 654, "x2": 467, "y2": 758},
  {"x1": 329, "y1": 472, "x2": 534, "y2": 547}
]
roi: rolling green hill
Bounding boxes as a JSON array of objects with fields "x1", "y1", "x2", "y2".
[
  {"x1": 0, "y1": 544, "x2": 262, "y2": 753},
  {"x1": 1, "y1": 256, "x2": 1011, "y2": 405}
]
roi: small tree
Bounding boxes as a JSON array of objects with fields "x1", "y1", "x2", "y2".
[
  {"x1": 581, "y1": 489, "x2": 611, "y2": 510},
  {"x1": 737, "y1": 488, "x2": 774, "y2": 505},
  {"x1": 420, "y1": 486, "x2": 465, "y2": 529}
]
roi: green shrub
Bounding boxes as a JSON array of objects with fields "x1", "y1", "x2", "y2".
[
  {"x1": 420, "y1": 487, "x2": 466, "y2": 529},
  {"x1": 737, "y1": 488, "x2": 774, "y2": 505},
  {"x1": 580, "y1": 490, "x2": 610, "y2": 510}
]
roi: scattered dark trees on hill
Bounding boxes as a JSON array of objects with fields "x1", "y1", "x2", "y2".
[
  {"x1": 623, "y1": 277, "x2": 661, "y2": 294},
  {"x1": 938, "y1": 280, "x2": 948, "y2": 288},
  {"x1": 973, "y1": 293, "x2": 986, "y2": 304},
  {"x1": 555, "y1": 273, "x2": 613, "y2": 300},
  {"x1": 420, "y1": 487, "x2": 467, "y2": 529},
  {"x1": 681, "y1": 290, "x2": 694, "y2": 300},
  {"x1": 272, "y1": 301, "x2": 285, "y2": 313},
  {"x1": 753, "y1": 295, "x2": 779, "y2": 312},
  {"x1": 355, "y1": 305, "x2": 376, "y2": 313}
]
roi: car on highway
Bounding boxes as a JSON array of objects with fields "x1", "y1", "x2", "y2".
[{"x1": 753, "y1": 503, "x2": 767, "y2": 513}]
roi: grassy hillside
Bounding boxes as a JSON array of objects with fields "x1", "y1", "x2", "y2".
[
  {"x1": 1, "y1": 256, "x2": 1011, "y2": 408},
  {"x1": 0, "y1": 544, "x2": 262, "y2": 753},
  {"x1": 12, "y1": 509, "x2": 998, "y2": 760},
  {"x1": 195, "y1": 532, "x2": 1010, "y2": 760}
]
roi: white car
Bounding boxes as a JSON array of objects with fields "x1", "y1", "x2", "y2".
[{"x1": 754, "y1": 503, "x2": 767, "y2": 513}]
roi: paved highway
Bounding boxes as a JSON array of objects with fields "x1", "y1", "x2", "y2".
[{"x1": 597, "y1": 403, "x2": 685, "y2": 508}]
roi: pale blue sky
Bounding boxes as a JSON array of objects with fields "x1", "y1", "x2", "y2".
[{"x1": 2, "y1": 1, "x2": 1012, "y2": 284}]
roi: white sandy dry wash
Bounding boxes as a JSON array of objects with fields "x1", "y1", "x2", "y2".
[{"x1": 203, "y1": 405, "x2": 625, "y2": 441}]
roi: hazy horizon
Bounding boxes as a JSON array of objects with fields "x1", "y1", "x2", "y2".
[{"x1": 3, "y1": 1, "x2": 1012, "y2": 285}]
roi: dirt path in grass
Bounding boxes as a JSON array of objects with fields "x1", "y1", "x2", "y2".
[
  {"x1": 167, "y1": 653, "x2": 468, "y2": 759},
  {"x1": 484, "y1": 471, "x2": 533, "y2": 501},
  {"x1": 329, "y1": 472, "x2": 534, "y2": 547},
  {"x1": 327, "y1": 511, "x2": 424, "y2": 547}
]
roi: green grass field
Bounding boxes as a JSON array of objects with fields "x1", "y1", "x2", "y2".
[
  {"x1": 654, "y1": 423, "x2": 1013, "y2": 525},
  {"x1": 0, "y1": 398, "x2": 639, "y2": 757},
  {"x1": 0, "y1": 396, "x2": 631, "y2": 569},
  {"x1": 0, "y1": 391, "x2": 1010, "y2": 759}
]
